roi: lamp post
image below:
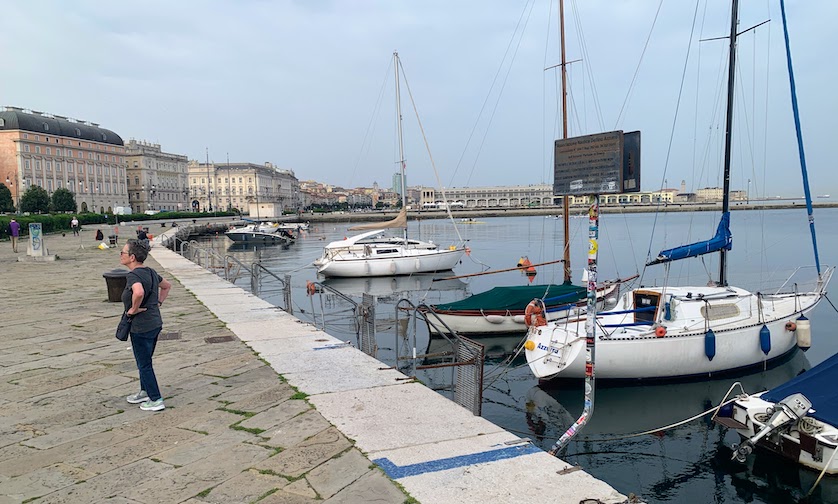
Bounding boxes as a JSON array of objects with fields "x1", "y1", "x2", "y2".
[
  {"x1": 5, "y1": 173, "x2": 19, "y2": 213},
  {"x1": 149, "y1": 184, "x2": 157, "y2": 211}
]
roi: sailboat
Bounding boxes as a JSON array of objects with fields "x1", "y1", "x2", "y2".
[
  {"x1": 313, "y1": 52, "x2": 467, "y2": 278},
  {"x1": 424, "y1": 0, "x2": 596, "y2": 335},
  {"x1": 523, "y1": 0, "x2": 833, "y2": 381}
]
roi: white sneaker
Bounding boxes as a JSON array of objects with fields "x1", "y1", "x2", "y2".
[{"x1": 126, "y1": 391, "x2": 149, "y2": 404}]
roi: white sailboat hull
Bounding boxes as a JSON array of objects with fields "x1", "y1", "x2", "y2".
[
  {"x1": 316, "y1": 246, "x2": 465, "y2": 278},
  {"x1": 525, "y1": 283, "x2": 829, "y2": 380}
]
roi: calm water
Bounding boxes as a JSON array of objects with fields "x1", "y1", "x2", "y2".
[{"x1": 194, "y1": 208, "x2": 838, "y2": 504}]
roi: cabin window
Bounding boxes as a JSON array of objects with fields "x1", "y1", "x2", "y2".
[
  {"x1": 376, "y1": 249, "x2": 398, "y2": 255},
  {"x1": 701, "y1": 303, "x2": 740, "y2": 321},
  {"x1": 633, "y1": 292, "x2": 660, "y2": 324}
]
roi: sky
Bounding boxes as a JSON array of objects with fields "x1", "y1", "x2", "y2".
[{"x1": 2, "y1": 0, "x2": 836, "y2": 198}]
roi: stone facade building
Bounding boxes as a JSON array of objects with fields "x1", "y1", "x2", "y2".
[
  {"x1": 124, "y1": 140, "x2": 189, "y2": 213},
  {"x1": 0, "y1": 106, "x2": 128, "y2": 213},
  {"x1": 187, "y1": 161, "x2": 300, "y2": 214}
]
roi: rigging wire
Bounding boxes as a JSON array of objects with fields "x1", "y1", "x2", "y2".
[
  {"x1": 347, "y1": 59, "x2": 393, "y2": 189},
  {"x1": 640, "y1": 0, "x2": 702, "y2": 284},
  {"x1": 446, "y1": 0, "x2": 537, "y2": 188},
  {"x1": 612, "y1": 0, "x2": 665, "y2": 130},
  {"x1": 397, "y1": 59, "x2": 465, "y2": 245}
]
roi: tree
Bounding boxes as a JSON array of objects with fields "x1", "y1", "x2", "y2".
[
  {"x1": 51, "y1": 188, "x2": 77, "y2": 212},
  {"x1": 19, "y1": 186, "x2": 50, "y2": 214},
  {"x1": 0, "y1": 183, "x2": 13, "y2": 213}
]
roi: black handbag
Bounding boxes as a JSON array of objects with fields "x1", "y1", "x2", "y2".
[
  {"x1": 115, "y1": 271, "x2": 157, "y2": 341},
  {"x1": 115, "y1": 313, "x2": 132, "y2": 341}
]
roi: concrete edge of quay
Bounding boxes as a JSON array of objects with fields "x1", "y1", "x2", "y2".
[{"x1": 149, "y1": 228, "x2": 632, "y2": 504}]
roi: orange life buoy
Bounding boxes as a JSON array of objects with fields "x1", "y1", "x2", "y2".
[
  {"x1": 655, "y1": 326, "x2": 667, "y2": 337},
  {"x1": 524, "y1": 300, "x2": 547, "y2": 327},
  {"x1": 518, "y1": 257, "x2": 537, "y2": 282},
  {"x1": 465, "y1": 247, "x2": 471, "y2": 256},
  {"x1": 306, "y1": 281, "x2": 316, "y2": 296},
  {"x1": 785, "y1": 321, "x2": 797, "y2": 332}
]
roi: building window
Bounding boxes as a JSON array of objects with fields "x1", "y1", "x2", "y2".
[
  {"x1": 75, "y1": 128, "x2": 81, "y2": 136},
  {"x1": 35, "y1": 146, "x2": 41, "y2": 154},
  {"x1": 46, "y1": 147, "x2": 51, "y2": 155},
  {"x1": 0, "y1": 118, "x2": 4, "y2": 127},
  {"x1": 35, "y1": 160, "x2": 41, "y2": 170},
  {"x1": 46, "y1": 162, "x2": 52, "y2": 171},
  {"x1": 56, "y1": 163, "x2": 62, "y2": 172},
  {"x1": 67, "y1": 149, "x2": 72, "y2": 157},
  {"x1": 24, "y1": 144, "x2": 30, "y2": 152},
  {"x1": 24, "y1": 160, "x2": 30, "y2": 169}
]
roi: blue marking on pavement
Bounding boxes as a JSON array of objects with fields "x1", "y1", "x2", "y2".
[{"x1": 372, "y1": 444, "x2": 541, "y2": 479}]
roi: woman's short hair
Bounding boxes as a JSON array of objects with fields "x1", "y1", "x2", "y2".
[{"x1": 126, "y1": 238, "x2": 150, "y2": 263}]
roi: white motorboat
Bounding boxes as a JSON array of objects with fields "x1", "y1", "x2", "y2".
[
  {"x1": 714, "y1": 352, "x2": 838, "y2": 475},
  {"x1": 224, "y1": 222, "x2": 293, "y2": 244}
]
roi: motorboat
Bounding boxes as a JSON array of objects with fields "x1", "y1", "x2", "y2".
[
  {"x1": 225, "y1": 222, "x2": 293, "y2": 244},
  {"x1": 715, "y1": 352, "x2": 838, "y2": 475}
]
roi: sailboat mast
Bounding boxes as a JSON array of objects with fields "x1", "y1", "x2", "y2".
[
  {"x1": 719, "y1": 0, "x2": 739, "y2": 287},
  {"x1": 560, "y1": 0, "x2": 571, "y2": 284},
  {"x1": 394, "y1": 51, "x2": 408, "y2": 242}
]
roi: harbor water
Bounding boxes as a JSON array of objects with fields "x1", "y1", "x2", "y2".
[{"x1": 193, "y1": 208, "x2": 838, "y2": 504}]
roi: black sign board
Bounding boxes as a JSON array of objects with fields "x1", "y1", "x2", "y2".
[
  {"x1": 622, "y1": 131, "x2": 641, "y2": 193},
  {"x1": 553, "y1": 130, "x2": 641, "y2": 196}
]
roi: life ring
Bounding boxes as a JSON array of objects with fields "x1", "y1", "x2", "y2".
[
  {"x1": 524, "y1": 300, "x2": 547, "y2": 327},
  {"x1": 306, "y1": 281, "x2": 316, "y2": 296},
  {"x1": 785, "y1": 321, "x2": 797, "y2": 332},
  {"x1": 465, "y1": 247, "x2": 471, "y2": 256},
  {"x1": 655, "y1": 326, "x2": 667, "y2": 338}
]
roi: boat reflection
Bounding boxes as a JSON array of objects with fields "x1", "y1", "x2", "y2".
[
  {"x1": 523, "y1": 350, "x2": 810, "y2": 441},
  {"x1": 226, "y1": 241, "x2": 290, "y2": 252},
  {"x1": 320, "y1": 272, "x2": 467, "y2": 298},
  {"x1": 424, "y1": 332, "x2": 526, "y2": 362}
]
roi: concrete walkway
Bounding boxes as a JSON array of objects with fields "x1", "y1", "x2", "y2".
[{"x1": 0, "y1": 226, "x2": 630, "y2": 504}]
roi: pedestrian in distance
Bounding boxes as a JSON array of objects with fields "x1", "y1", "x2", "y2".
[
  {"x1": 71, "y1": 216, "x2": 80, "y2": 236},
  {"x1": 9, "y1": 218, "x2": 21, "y2": 253},
  {"x1": 136, "y1": 226, "x2": 149, "y2": 248},
  {"x1": 120, "y1": 238, "x2": 172, "y2": 411}
]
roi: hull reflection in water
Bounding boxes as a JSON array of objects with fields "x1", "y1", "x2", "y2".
[
  {"x1": 523, "y1": 350, "x2": 809, "y2": 439},
  {"x1": 227, "y1": 241, "x2": 290, "y2": 252},
  {"x1": 320, "y1": 272, "x2": 466, "y2": 297}
]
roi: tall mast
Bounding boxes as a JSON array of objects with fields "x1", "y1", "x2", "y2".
[
  {"x1": 394, "y1": 51, "x2": 408, "y2": 242},
  {"x1": 560, "y1": 0, "x2": 571, "y2": 284},
  {"x1": 719, "y1": 0, "x2": 739, "y2": 287}
]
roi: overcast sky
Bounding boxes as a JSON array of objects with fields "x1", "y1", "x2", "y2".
[{"x1": 2, "y1": 0, "x2": 835, "y2": 197}]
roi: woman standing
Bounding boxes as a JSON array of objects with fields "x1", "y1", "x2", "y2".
[{"x1": 119, "y1": 238, "x2": 172, "y2": 411}]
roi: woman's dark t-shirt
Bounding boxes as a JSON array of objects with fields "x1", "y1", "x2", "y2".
[{"x1": 121, "y1": 267, "x2": 164, "y2": 334}]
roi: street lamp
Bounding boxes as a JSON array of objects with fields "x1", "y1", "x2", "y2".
[
  {"x1": 5, "y1": 173, "x2": 19, "y2": 213},
  {"x1": 150, "y1": 184, "x2": 157, "y2": 210}
]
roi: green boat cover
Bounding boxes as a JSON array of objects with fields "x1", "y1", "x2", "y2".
[{"x1": 432, "y1": 284, "x2": 586, "y2": 312}]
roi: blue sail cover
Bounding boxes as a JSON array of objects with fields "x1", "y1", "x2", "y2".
[
  {"x1": 762, "y1": 352, "x2": 838, "y2": 426},
  {"x1": 647, "y1": 212, "x2": 732, "y2": 265}
]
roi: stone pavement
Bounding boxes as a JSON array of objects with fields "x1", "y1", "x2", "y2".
[
  {"x1": 0, "y1": 227, "x2": 406, "y2": 504},
  {"x1": 0, "y1": 225, "x2": 629, "y2": 504}
]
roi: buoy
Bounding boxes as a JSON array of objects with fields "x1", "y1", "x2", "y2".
[
  {"x1": 524, "y1": 300, "x2": 547, "y2": 327},
  {"x1": 784, "y1": 321, "x2": 797, "y2": 332},
  {"x1": 517, "y1": 256, "x2": 537, "y2": 283},
  {"x1": 655, "y1": 326, "x2": 667, "y2": 337},
  {"x1": 465, "y1": 247, "x2": 471, "y2": 256},
  {"x1": 759, "y1": 324, "x2": 771, "y2": 355},
  {"x1": 705, "y1": 329, "x2": 716, "y2": 361},
  {"x1": 306, "y1": 281, "x2": 316, "y2": 296},
  {"x1": 524, "y1": 340, "x2": 536, "y2": 351},
  {"x1": 796, "y1": 315, "x2": 811, "y2": 351}
]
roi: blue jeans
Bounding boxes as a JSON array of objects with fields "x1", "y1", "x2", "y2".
[{"x1": 130, "y1": 327, "x2": 162, "y2": 401}]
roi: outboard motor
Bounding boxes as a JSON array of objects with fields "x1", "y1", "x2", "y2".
[{"x1": 731, "y1": 393, "x2": 812, "y2": 462}]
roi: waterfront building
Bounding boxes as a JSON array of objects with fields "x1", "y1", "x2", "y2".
[
  {"x1": 124, "y1": 140, "x2": 188, "y2": 213},
  {"x1": 0, "y1": 106, "x2": 128, "y2": 213},
  {"x1": 187, "y1": 161, "x2": 300, "y2": 214}
]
